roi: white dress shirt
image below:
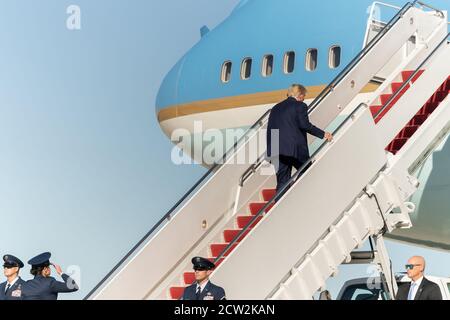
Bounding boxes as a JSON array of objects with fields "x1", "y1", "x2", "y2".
[
  {"x1": 408, "y1": 276, "x2": 423, "y2": 300},
  {"x1": 196, "y1": 280, "x2": 210, "y2": 294},
  {"x1": 5, "y1": 276, "x2": 19, "y2": 293}
]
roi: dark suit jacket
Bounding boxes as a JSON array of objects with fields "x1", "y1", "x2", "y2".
[
  {"x1": 182, "y1": 281, "x2": 226, "y2": 300},
  {"x1": 396, "y1": 277, "x2": 442, "y2": 300},
  {"x1": 22, "y1": 274, "x2": 79, "y2": 300},
  {"x1": 267, "y1": 97, "x2": 325, "y2": 163},
  {"x1": 0, "y1": 277, "x2": 26, "y2": 300}
]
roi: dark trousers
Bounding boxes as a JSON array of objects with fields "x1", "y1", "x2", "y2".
[{"x1": 275, "y1": 155, "x2": 311, "y2": 197}]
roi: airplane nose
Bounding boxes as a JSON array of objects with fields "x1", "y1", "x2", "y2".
[{"x1": 155, "y1": 57, "x2": 186, "y2": 121}]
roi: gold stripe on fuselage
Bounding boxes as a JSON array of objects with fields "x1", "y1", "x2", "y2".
[{"x1": 157, "y1": 83, "x2": 380, "y2": 122}]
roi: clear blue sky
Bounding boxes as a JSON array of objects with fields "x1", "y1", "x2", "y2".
[
  {"x1": 0, "y1": 0, "x2": 449, "y2": 300},
  {"x1": 0, "y1": 0, "x2": 239, "y2": 299}
]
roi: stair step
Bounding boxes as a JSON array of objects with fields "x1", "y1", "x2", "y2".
[
  {"x1": 376, "y1": 94, "x2": 401, "y2": 122},
  {"x1": 401, "y1": 69, "x2": 424, "y2": 83},
  {"x1": 370, "y1": 105, "x2": 382, "y2": 117},
  {"x1": 439, "y1": 76, "x2": 450, "y2": 91},
  {"x1": 170, "y1": 287, "x2": 185, "y2": 300},
  {"x1": 410, "y1": 114, "x2": 429, "y2": 126},
  {"x1": 237, "y1": 215, "x2": 263, "y2": 229},
  {"x1": 374, "y1": 106, "x2": 392, "y2": 124},
  {"x1": 385, "y1": 75, "x2": 447, "y2": 156},
  {"x1": 210, "y1": 243, "x2": 239, "y2": 258},
  {"x1": 184, "y1": 272, "x2": 195, "y2": 285},
  {"x1": 374, "y1": 70, "x2": 426, "y2": 124},
  {"x1": 262, "y1": 189, "x2": 276, "y2": 201},
  {"x1": 380, "y1": 94, "x2": 393, "y2": 105},
  {"x1": 224, "y1": 229, "x2": 252, "y2": 243},
  {"x1": 249, "y1": 202, "x2": 274, "y2": 215},
  {"x1": 391, "y1": 138, "x2": 408, "y2": 152},
  {"x1": 443, "y1": 78, "x2": 450, "y2": 91},
  {"x1": 439, "y1": 79, "x2": 450, "y2": 91},
  {"x1": 431, "y1": 91, "x2": 449, "y2": 103},
  {"x1": 390, "y1": 83, "x2": 410, "y2": 101},
  {"x1": 400, "y1": 125, "x2": 419, "y2": 139},
  {"x1": 391, "y1": 82, "x2": 410, "y2": 92},
  {"x1": 386, "y1": 141, "x2": 394, "y2": 153},
  {"x1": 422, "y1": 102, "x2": 439, "y2": 115}
]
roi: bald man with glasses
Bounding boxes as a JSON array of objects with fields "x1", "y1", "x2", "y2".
[{"x1": 396, "y1": 256, "x2": 442, "y2": 300}]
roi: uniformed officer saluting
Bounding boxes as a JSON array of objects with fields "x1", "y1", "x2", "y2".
[
  {"x1": 22, "y1": 252, "x2": 79, "y2": 300},
  {"x1": 182, "y1": 257, "x2": 226, "y2": 300},
  {"x1": 0, "y1": 254, "x2": 26, "y2": 300}
]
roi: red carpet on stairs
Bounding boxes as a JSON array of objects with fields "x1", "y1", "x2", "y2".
[
  {"x1": 370, "y1": 70, "x2": 425, "y2": 123},
  {"x1": 168, "y1": 188, "x2": 277, "y2": 299},
  {"x1": 385, "y1": 75, "x2": 450, "y2": 154}
]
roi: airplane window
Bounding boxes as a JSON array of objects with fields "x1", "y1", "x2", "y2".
[
  {"x1": 241, "y1": 58, "x2": 252, "y2": 80},
  {"x1": 306, "y1": 49, "x2": 318, "y2": 71},
  {"x1": 221, "y1": 61, "x2": 232, "y2": 83},
  {"x1": 329, "y1": 46, "x2": 341, "y2": 69},
  {"x1": 262, "y1": 55, "x2": 274, "y2": 77},
  {"x1": 284, "y1": 51, "x2": 295, "y2": 74}
]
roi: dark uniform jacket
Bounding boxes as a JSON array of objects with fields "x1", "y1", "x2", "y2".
[
  {"x1": 396, "y1": 277, "x2": 442, "y2": 300},
  {"x1": 22, "y1": 274, "x2": 79, "y2": 300},
  {"x1": 182, "y1": 281, "x2": 226, "y2": 300},
  {"x1": 267, "y1": 97, "x2": 325, "y2": 163},
  {"x1": 0, "y1": 277, "x2": 26, "y2": 300}
]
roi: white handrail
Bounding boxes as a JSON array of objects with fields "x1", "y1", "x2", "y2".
[
  {"x1": 364, "y1": 2, "x2": 402, "y2": 47},
  {"x1": 414, "y1": 1, "x2": 445, "y2": 18},
  {"x1": 371, "y1": 1, "x2": 402, "y2": 12}
]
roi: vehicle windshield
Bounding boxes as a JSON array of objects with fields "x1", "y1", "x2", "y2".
[{"x1": 339, "y1": 282, "x2": 402, "y2": 300}]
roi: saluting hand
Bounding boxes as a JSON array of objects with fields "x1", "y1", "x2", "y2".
[
  {"x1": 324, "y1": 132, "x2": 333, "y2": 142},
  {"x1": 51, "y1": 263, "x2": 63, "y2": 276}
]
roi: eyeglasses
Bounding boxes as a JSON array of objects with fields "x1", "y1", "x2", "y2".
[{"x1": 405, "y1": 264, "x2": 422, "y2": 270}]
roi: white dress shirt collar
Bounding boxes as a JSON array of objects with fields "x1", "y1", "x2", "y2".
[
  {"x1": 5, "y1": 276, "x2": 19, "y2": 290},
  {"x1": 412, "y1": 276, "x2": 424, "y2": 287},
  {"x1": 196, "y1": 280, "x2": 210, "y2": 293}
]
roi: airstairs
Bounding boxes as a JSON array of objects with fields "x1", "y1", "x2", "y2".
[{"x1": 86, "y1": 1, "x2": 450, "y2": 300}]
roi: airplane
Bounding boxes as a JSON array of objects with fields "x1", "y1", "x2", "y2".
[{"x1": 155, "y1": 0, "x2": 450, "y2": 256}]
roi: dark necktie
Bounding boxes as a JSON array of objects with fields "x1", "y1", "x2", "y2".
[
  {"x1": 196, "y1": 286, "x2": 201, "y2": 300},
  {"x1": 5, "y1": 284, "x2": 11, "y2": 294}
]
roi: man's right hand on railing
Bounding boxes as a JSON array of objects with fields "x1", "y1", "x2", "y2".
[{"x1": 324, "y1": 132, "x2": 333, "y2": 142}]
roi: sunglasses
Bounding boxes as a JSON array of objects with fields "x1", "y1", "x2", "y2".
[
  {"x1": 405, "y1": 264, "x2": 421, "y2": 270},
  {"x1": 193, "y1": 267, "x2": 208, "y2": 272},
  {"x1": 3, "y1": 265, "x2": 17, "y2": 269}
]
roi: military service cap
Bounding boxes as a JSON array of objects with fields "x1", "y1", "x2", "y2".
[
  {"x1": 191, "y1": 257, "x2": 215, "y2": 270},
  {"x1": 3, "y1": 254, "x2": 24, "y2": 268}
]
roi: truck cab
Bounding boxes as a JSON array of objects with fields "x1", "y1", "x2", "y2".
[{"x1": 335, "y1": 274, "x2": 450, "y2": 300}]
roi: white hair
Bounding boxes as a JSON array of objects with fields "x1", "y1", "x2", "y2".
[{"x1": 287, "y1": 84, "x2": 307, "y2": 98}]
